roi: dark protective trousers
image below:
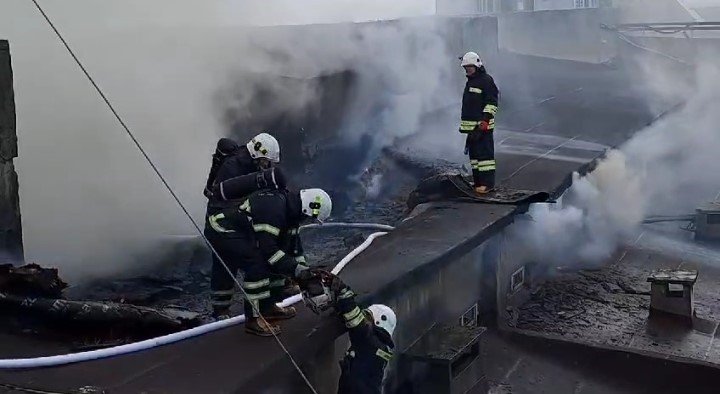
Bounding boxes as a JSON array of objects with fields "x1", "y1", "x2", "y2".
[
  {"x1": 206, "y1": 231, "x2": 285, "y2": 317},
  {"x1": 466, "y1": 131, "x2": 496, "y2": 188}
]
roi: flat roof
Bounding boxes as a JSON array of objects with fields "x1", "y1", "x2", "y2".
[
  {"x1": 509, "y1": 245, "x2": 720, "y2": 369},
  {"x1": 0, "y1": 49, "x2": 675, "y2": 392}
]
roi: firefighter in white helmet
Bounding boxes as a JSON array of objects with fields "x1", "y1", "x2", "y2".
[
  {"x1": 204, "y1": 132, "x2": 290, "y2": 328},
  {"x1": 203, "y1": 132, "x2": 281, "y2": 199},
  {"x1": 207, "y1": 187, "x2": 333, "y2": 336},
  {"x1": 459, "y1": 52, "x2": 500, "y2": 194},
  {"x1": 294, "y1": 267, "x2": 395, "y2": 392},
  {"x1": 329, "y1": 274, "x2": 395, "y2": 394}
]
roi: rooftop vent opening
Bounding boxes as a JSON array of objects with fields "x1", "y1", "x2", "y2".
[{"x1": 647, "y1": 269, "x2": 698, "y2": 322}]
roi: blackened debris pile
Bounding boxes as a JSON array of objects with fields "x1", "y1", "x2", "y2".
[
  {"x1": 0, "y1": 263, "x2": 201, "y2": 345},
  {"x1": 0, "y1": 263, "x2": 67, "y2": 298}
]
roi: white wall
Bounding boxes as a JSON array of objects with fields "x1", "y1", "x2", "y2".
[{"x1": 436, "y1": 0, "x2": 480, "y2": 15}]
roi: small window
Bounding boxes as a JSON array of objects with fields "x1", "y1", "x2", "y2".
[
  {"x1": 668, "y1": 283, "x2": 685, "y2": 297},
  {"x1": 459, "y1": 303, "x2": 478, "y2": 327},
  {"x1": 511, "y1": 266, "x2": 525, "y2": 293},
  {"x1": 707, "y1": 214, "x2": 720, "y2": 225}
]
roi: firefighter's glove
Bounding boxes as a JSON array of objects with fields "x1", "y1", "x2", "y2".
[
  {"x1": 479, "y1": 121, "x2": 490, "y2": 132},
  {"x1": 330, "y1": 275, "x2": 354, "y2": 301},
  {"x1": 296, "y1": 267, "x2": 323, "y2": 290},
  {"x1": 295, "y1": 266, "x2": 313, "y2": 284},
  {"x1": 329, "y1": 275, "x2": 346, "y2": 295}
]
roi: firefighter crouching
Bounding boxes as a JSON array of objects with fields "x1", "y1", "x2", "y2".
[
  {"x1": 207, "y1": 187, "x2": 333, "y2": 336},
  {"x1": 298, "y1": 271, "x2": 396, "y2": 394},
  {"x1": 459, "y1": 51, "x2": 499, "y2": 194}
]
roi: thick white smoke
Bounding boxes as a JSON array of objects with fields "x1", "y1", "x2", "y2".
[
  {"x1": 0, "y1": 0, "x2": 441, "y2": 281},
  {"x1": 512, "y1": 49, "x2": 720, "y2": 267},
  {"x1": 215, "y1": 17, "x2": 459, "y2": 166}
]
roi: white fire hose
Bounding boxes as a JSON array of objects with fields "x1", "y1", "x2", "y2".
[
  {"x1": 301, "y1": 222, "x2": 395, "y2": 232},
  {"x1": 0, "y1": 223, "x2": 394, "y2": 369}
]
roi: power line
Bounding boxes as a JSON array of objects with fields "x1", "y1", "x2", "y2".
[
  {"x1": 27, "y1": 1, "x2": 318, "y2": 393},
  {"x1": 499, "y1": 136, "x2": 579, "y2": 187},
  {"x1": 615, "y1": 32, "x2": 691, "y2": 66}
]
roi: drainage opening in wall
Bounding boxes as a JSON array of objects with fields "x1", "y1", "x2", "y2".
[
  {"x1": 459, "y1": 303, "x2": 479, "y2": 327},
  {"x1": 511, "y1": 266, "x2": 525, "y2": 294},
  {"x1": 667, "y1": 283, "x2": 685, "y2": 297}
]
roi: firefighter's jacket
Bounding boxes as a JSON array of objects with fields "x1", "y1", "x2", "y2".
[
  {"x1": 336, "y1": 288, "x2": 394, "y2": 394},
  {"x1": 207, "y1": 189, "x2": 308, "y2": 273},
  {"x1": 459, "y1": 67, "x2": 500, "y2": 133}
]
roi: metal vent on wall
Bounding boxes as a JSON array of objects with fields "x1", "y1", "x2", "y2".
[
  {"x1": 511, "y1": 266, "x2": 525, "y2": 293},
  {"x1": 459, "y1": 303, "x2": 479, "y2": 327}
]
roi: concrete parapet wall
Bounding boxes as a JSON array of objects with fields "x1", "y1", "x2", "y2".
[
  {"x1": 0, "y1": 40, "x2": 22, "y2": 263},
  {"x1": 382, "y1": 243, "x2": 490, "y2": 391},
  {"x1": 498, "y1": 8, "x2": 617, "y2": 63}
]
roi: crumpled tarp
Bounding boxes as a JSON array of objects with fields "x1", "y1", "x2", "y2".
[{"x1": 407, "y1": 173, "x2": 550, "y2": 210}]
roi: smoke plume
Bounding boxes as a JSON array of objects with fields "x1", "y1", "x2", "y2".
[
  {"x1": 0, "y1": 0, "x2": 444, "y2": 282},
  {"x1": 512, "y1": 49, "x2": 720, "y2": 268}
]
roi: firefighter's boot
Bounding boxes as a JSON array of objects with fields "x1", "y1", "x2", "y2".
[
  {"x1": 265, "y1": 305, "x2": 297, "y2": 321},
  {"x1": 475, "y1": 186, "x2": 490, "y2": 195},
  {"x1": 245, "y1": 317, "x2": 281, "y2": 337},
  {"x1": 212, "y1": 307, "x2": 231, "y2": 321}
]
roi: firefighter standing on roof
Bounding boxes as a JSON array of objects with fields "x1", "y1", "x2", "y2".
[
  {"x1": 459, "y1": 51, "x2": 499, "y2": 194},
  {"x1": 203, "y1": 133, "x2": 290, "y2": 323}
]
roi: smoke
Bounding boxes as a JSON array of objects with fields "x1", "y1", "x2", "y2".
[
  {"x1": 512, "y1": 48, "x2": 720, "y2": 268},
  {"x1": 0, "y1": 0, "x2": 441, "y2": 282},
  {"x1": 216, "y1": 17, "x2": 459, "y2": 182}
]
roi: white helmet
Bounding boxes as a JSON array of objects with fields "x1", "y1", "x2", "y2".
[
  {"x1": 246, "y1": 133, "x2": 280, "y2": 163},
  {"x1": 367, "y1": 304, "x2": 396, "y2": 336},
  {"x1": 460, "y1": 51, "x2": 482, "y2": 68},
  {"x1": 300, "y1": 188, "x2": 332, "y2": 222}
]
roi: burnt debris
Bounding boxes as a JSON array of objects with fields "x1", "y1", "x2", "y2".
[
  {"x1": 0, "y1": 263, "x2": 67, "y2": 298},
  {"x1": 0, "y1": 263, "x2": 201, "y2": 345}
]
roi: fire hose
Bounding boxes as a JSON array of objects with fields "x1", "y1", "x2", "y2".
[{"x1": 0, "y1": 223, "x2": 394, "y2": 369}]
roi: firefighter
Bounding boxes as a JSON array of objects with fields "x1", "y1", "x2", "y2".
[
  {"x1": 459, "y1": 51, "x2": 499, "y2": 194},
  {"x1": 328, "y1": 275, "x2": 395, "y2": 394},
  {"x1": 207, "y1": 187, "x2": 332, "y2": 336},
  {"x1": 204, "y1": 133, "x2": 284, "y2": 324}
]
